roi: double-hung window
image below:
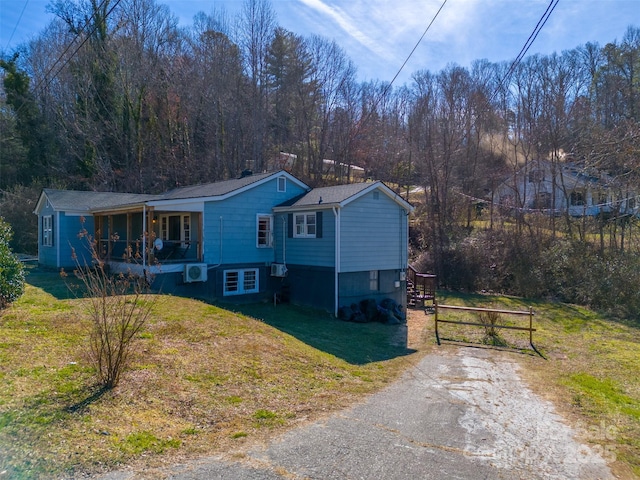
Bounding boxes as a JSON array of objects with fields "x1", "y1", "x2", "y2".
[
  {"x1": 294, "y1": 213, "x2": 316, "y2": 238},
  {"x1": 42, "y1": 215, "x2": 53, "y2": 247},
  {"x1": 224, "y1": 269, "x2": 259, "y2": 296},
  {"x1": 257, "y1": 214, "x2": 273, "y2": 248}
]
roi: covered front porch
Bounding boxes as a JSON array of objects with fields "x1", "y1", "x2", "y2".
[{"x1": 92, "y1": 206, "x2": 203, "y2": 269}]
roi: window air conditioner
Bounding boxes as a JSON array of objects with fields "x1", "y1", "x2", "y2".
[{"x1": 184, "y1": 263, "x2": 207, "y2": 283}]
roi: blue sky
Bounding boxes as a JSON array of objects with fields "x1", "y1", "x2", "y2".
[{"x1": 1, "y1": 0, "x2": 638, "y2": 85}]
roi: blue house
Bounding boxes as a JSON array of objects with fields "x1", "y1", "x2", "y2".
[{"x1": 34, "y1": 171, "x2": 414, "y2": 315}]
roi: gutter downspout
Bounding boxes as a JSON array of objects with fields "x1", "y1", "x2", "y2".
[
  {"x1": 56, "y1": 211, "x2": 60, "y2": 268},
  {"x1": 208, "y1": 216, "x2": 223, "y2": 269},
  {"x1": 142, "y1": 204, "x2": 147, "y2": 272},
  {"x1": 332, "y1": 206, "x2": 340, "y2": 317},
  {"x1": 282, "y1": 216, "x2": 287, "y2": 267}
]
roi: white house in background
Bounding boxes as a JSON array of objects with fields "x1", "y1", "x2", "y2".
[
  {"x1": 493, "y1": 159, "x2": 639, "y2": 218},
  {"x1": 322, "y1": 159, "x2": 366, "y2": 180}
]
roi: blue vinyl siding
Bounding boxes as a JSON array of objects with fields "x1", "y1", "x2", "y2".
[
  {"x1": 203, "y1": 177, "x2": 307, "y2": 265},
  {"x1": 38, "y1": 205, "x2": 94, "y2": 268},
  {"x1": 339, "y1": 192, "x2": 407, "y2": 272},
  {"x1": 59, "y1": 213, "x2": 94, "y2": 268},
  {"x1": 273, "y1": 210, "x2": 335, "y2": 267}
]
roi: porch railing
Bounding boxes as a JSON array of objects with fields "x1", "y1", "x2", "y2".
[
  {"x1": 98, "y1": 239, "x2": 201, "y2": 264},
  {"x1": 407, "y1": 264, "x2": 437, "y2": 309}
]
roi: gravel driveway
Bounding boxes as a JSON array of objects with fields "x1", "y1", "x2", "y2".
[{"x1": 101, "y1": 345, "x2": 613, "y2": 480}]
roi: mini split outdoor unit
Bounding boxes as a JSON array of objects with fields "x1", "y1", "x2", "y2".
[
  {"x1": 271, "y1": 263, "x2": 288, "y2": 277},
  {"x1": 184, "y1": 263, "x2": 207, "y2": 283}
]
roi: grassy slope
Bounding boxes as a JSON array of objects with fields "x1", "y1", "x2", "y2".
[
  {"x1": 0, "y1": 269, "x2": 424, "y2": 478},
  {"x1": 1, "y1": 270, "x2": 638, "y2": 478},
  {"x1": 436, "y1": 291, "x2": 640, "y2": 479}
]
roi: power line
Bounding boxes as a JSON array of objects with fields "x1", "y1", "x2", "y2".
[
  {"x1": 4, "y1": 0, "x2": 122, "y2": 126},
  {"x1": 386, "y1": 0, "x2": 448, "y2": 93},
  {"x1": 34, "y1": 0, "x2": 123, "y2": 97},
  {"x1": 494, "y1": 0, "x2": 560, "y2": 97},
  {"x1": 343, "y1": 0, "x2": 448, "y2": 165},
  {"x1": 3, "y1": 0, "x2": 30, "y2": 51}
]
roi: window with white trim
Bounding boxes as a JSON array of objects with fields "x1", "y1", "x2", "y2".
[
  {"x1": 277, "y1": 176, "x2": 286, "y2": 192},
  {"x1": 224, "y1": 269, "x2": 259, "y2": 296},
  {"x1": 159, "y1": 214, "x2": 190, "y2": 246},
  {"x1": 42, "y1": 215, "x2": 53, "y2": 247},
  {"x1": 257, "y1": 214, "x2": 273, "y2": 248},
  {"x1": 294, "y1": 213, "x2": 316, "y2": 238},
  {"x1": 369, "y1": 270, "x2": 379, "y2": 291}
]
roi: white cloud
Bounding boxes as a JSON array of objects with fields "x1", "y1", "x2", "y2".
[{"x1": 298, "y1": 0, "x2": 387, "y2": 58}]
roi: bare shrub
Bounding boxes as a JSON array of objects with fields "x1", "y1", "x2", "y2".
[
  {"x1": 63, "y1": 224, "x2": 154, "y2": 389},
  {"x1": 478, "y1": 309, "x2": 506, "y2": 346}
]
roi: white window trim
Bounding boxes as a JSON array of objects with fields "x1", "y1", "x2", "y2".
[
  {"x1": 277, "y1": 176, "x2": 286, "y2": 192},
  {"x1": 159, "y1": 214, "x2": 191, "y2": 246},
  {"x1": 256, "y1": 214, "x2": 274, "y2": 248},
  {"x1": 223, "y1": 268, "x2": 259, "y2": 296},
  {"x1": 369, "y1": 270, "x2": 379, "y2": 291},
  {"x1": 42, "y1": 215, "x2": 53, "y2": 247},
  {"x1": 293, "y1": 212, "x2": 316, "y2": 238}
]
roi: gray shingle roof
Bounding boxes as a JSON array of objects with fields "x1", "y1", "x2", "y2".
[
  {"x1": 282, "y1": 182, "x2": 375, "y2": 207},
  {"x1": 159, "y1": 172, "x2": 274, "y2": 200},
  {"x1": 42, "y1": 172, "x2": 282, "y2": 212},
  {"x1": 43, "y1": 189, "x2": 160, "y2": 212}
]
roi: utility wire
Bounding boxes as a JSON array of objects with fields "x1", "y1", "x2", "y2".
[
  {"x1": 386, "y1": 0, "x2": 448, "y2": 94},
  {"x1": 4, "y1": 0, "x2": 30, "y2": 51},
  {"x1": 34, "y1": 0, "x2": 123, "y2": 98},
  {"x1": 7, "y1": 0, "x2": 121, "y2": 120},
  {"x1": 343, "y1": 0, "x2": 448, "y2": 166},
  {"x1": 494, "y1": 0, "x2": 560, "y2": 97}
]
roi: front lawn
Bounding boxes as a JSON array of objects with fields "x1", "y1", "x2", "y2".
[
  {"x1": 1, "y1": 270, "x2": 638, "y2": 478},
  {"x1": 0, "y1": 268, "x2": 424, "y2": 478}
]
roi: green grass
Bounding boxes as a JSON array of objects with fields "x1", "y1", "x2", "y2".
[
  {"x1": 567, "y1": 373, "x2": 640, "y2": 419},
  {"x1": 0, "y1": 268, "x2": 421, "y2": 478},
  {"x1": 1, "y1": 269, "x2": 638, "y2": 478},
  {"x1": 118, "y1": 431, "x2": 181, "y2": 455}
]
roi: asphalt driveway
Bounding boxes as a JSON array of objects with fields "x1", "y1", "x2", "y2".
[{"x1": 100, "y1": 346, "x2": 613, "y2": 480}]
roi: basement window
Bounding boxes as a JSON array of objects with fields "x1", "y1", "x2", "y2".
[
  {"x1": 369, "y1": 270, "x2": 379, "y2": 291},
  {"x1": 224, "y1": 269, "x2": 259, "y2": 296}
]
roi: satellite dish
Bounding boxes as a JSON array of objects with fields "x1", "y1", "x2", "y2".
[{"x1": 154, "y1": 238, "x2": 164, "y2": 251}]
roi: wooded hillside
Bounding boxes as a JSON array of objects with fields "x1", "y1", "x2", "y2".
[{"x1": 1, "y1": 0, "x2": 639, "y2": 318}]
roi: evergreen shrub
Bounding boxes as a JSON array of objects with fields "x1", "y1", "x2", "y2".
[{"x1": 0, "y1": 218, "x2": 25, "y2": 309}]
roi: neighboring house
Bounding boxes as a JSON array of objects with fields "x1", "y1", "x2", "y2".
[
  {"x1": 493, "y1": 159, "x2": 639, "y2": 217},
  {"x1": 322, "y1": 159, "x2": 366, "y2": 180},
  {"x1": 34, "y1": 170, "x2": 414, "y2": 315}
]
